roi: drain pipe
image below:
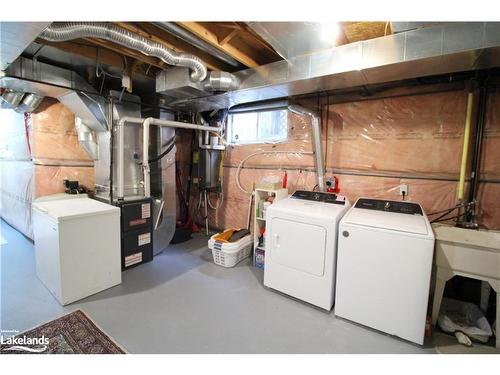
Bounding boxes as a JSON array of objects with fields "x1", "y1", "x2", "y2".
[
  {"x1": 288, "y1": 105, "x2": 325, "y2": 192},
  {"x1": 117, "y1": 116, "x2": 221, "y2": 199}
]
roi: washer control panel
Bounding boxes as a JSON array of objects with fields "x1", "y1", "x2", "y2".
[
  {"x1": 291, "y1": 190, "x2": 346, "y2": 205},
  {"x1": 355, "y1": 198, "x2": 423, "y2": 215}
]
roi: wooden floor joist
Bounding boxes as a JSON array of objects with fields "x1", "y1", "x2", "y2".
[{"x1": 177, "y1": 22, "x2": 261, "y2": 68}]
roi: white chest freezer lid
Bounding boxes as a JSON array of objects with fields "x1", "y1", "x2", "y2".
[
  {"x1": 33, "y1": 197, "x2": 119, "y2": 221},
  {"x1": 342, "y1": 201, "x2": 431, "y2": 236}
]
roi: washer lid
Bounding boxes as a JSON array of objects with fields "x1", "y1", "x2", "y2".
[{"x1": 342, "y1": 206, "x2": 430, "y2": 236}]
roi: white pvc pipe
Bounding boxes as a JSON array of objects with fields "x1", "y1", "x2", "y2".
[{"x1": 117, "y1": 116, "x2": 221, "y2": 199}]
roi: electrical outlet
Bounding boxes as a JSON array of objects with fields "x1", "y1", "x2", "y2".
[{"x1": 399, "y1": 184, "x2": 408, "y2": 196}]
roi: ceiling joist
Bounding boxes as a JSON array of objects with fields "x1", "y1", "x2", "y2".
[{"x1": 176, "y1": 22, "x2": 261, "y2": 68}]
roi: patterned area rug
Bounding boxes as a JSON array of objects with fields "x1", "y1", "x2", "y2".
[{"x1": 1, "y1": 310, "x2": 126, "y2": 354}]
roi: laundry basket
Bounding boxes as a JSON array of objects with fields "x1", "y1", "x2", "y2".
[{"x1": 208, "y1": 233, "x2": 253, "y2": 268}]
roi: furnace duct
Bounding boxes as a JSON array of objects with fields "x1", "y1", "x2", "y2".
[
  {"x1": 40, "y1": 22, "x2": 208, "y2": 82},
  {"x1": 0, "y1": 90, "x2": 44, "y2": 112},
  {"x1": 75, "y1": 117, "x2": 99, "y2": 160},
  {"x1": 288, "y1": 105, "x2": 325, "y2": 192}
]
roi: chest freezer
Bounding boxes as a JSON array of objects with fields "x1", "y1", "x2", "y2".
[{"x1": 32, "y1": 197, "x2": 121, "y2": 305}]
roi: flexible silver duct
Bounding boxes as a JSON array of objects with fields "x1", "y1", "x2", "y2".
[
  {"x1": 153, "y1": 22, "x2": 243, "y2": 69},
  {"x1": 0, "y1": 90, "x2": 24, "y2": 109},
  {"x1": 40, "y1": 22, "x2": 207, "y2": 82},
  {"x1": 204, "y1": 71, "x2": 241, "y2": 92},
  {"x1": 15, "y1": 93, "x2": 44, "y2": 113}
]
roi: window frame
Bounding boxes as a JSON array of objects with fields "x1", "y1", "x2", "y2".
[{"x1": 226, "y1": 108, "x2": 289, "y2": 145}]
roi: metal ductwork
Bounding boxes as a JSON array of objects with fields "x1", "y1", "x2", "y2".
[
  {"x1": 40, "y1": 22, "x2": 208, "y2": 82},
  {"x1": 15, "y1": 93, "x2": 44, "y2": 113},
  {"x1": 152, "y1": 22, "x2": 244, "y2": 69},
  {"x1": 75, "y1": 117, "x2": 99, "y2": 160},
  {"x1": 167, "y1": 22, "x2": 500, "y2": 111},
  {"x1": 1, "y1": 57, "x2": 107, "y2": 130},
  {"x1": 0, "y1": 22, "x2": 51, "y2": 71},
  {"x1": 0, "y1": 89, "x2": 44, "y2": 112},
  {"x1": 0, "y1": 89, "x2": 24, "y2": 108},
  {"x1": 156, "y1": 67, "x2": 241, "y2": 103},
  {"x1": 203, "y1": 71, "x2": 241, "y2": 92},
  {"x1": 0, "y1": 57, "x2": 107, "y2": 160}
]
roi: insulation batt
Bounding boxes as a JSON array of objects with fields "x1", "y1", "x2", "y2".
[
  {"x1": 0, "y1": 110, "x2": 34, "y2": 238},
  {"x1": 179, "y1": 87, "x2": 500, "y2": 231},
  {"x1": 1, "y1": 99, "x2": 95, "y2": 238},
  {"x1": 31, "y1": 100, "x2": 95, "y2": 197}
]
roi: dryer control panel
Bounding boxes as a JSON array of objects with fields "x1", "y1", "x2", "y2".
[
  {"x1": 291, "y1": 190, "x2": 346, "y2": 205},
  {"x1": 355, "y1": 198, "x2": 423, "y2": 215}
]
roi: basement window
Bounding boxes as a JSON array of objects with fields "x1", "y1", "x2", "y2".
[{"x1": 226, "y1": 109, "x2": 288, "y2": 144}]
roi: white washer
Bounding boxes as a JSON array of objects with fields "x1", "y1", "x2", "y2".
[
  {"x1": 264, "y1": 190, "x2": 350, "y2": 310},
  {"x1": 335, "y1": 198, "x2": 435, "y2": 345}
]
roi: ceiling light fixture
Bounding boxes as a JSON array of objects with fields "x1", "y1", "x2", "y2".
[{"x1": 320, "y1": 22, "x2": 340, "y2": 43}]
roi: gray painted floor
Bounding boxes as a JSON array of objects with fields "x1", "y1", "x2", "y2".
[{"x1": 1, "y1": 219, "x2": 435, "y2": 353}]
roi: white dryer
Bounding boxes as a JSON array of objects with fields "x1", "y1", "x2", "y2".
[
  {"x1": 335, "y1": 198, "x2": 435, "y2": 345},
  {"x1": 264, "y1": 190, "x2": 350, "y2": 310}
]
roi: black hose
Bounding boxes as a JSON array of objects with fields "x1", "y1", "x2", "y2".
[{"x1": 138, "y1": 136, "x2": 176, "y2": 165}]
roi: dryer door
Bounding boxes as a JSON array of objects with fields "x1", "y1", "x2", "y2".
[{"x1": 269, "y1": 218, "x2": 327, "y2": 276}]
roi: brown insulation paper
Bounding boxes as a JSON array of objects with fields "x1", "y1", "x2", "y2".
[{"x1": 196, "y1": 88, "x2": 479, "y2": 231}]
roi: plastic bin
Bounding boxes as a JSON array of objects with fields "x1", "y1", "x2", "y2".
[{"x1": 208, "y1": 233, "x2": 253, "y2": 268}]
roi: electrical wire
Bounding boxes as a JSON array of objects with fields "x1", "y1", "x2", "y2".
[
  {"x1": 427, "y1": 201, "x2": 473, "y2": 216},
  {"x1": 236, "y1": 150, "x2": 314, "y2": 194},
  {"x1": 430, "y1": 202, "x2": 475, "y2": 224},
  {"x1": 138, "y1": 135, "x2": 176, "y2": 165}
]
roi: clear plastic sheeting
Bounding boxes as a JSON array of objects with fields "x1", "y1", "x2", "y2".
[
  {"x1": 327, "y1": 90, "x2": 467, "y2": 176},
  {"x1": 202, "y1": 88, "x2": 475, "y2": 231},
  {"x1": 1, "y1": 98, "x2": 97, "y2": 238},
  {"x1": 31, "y1": 99, "x2": 95, "y2": 198},
  {"x1": 31, "y1": 99, "x2": 93, "y2": 163},
  {"x1": 34, "y1": 165, "x2": 94, "y2": 197},
  {"x1": 0, "y1": 161, "x2": 34, "y2": 239},
  {"x1": 481, "y1": 87, "x2": 500, "y2": 181},
  {"x1": 478, "y1": 87, "x2": 500, "y2": 230},
  {"x1": 225, "y1": 111, "x2": 313, "y2": 167},
  {"x1": 0, "y1": 110, "x2": 31, "y2": 160},
  {"x1": 0, "y1": 109, "x2": 34, "y2": 238}
]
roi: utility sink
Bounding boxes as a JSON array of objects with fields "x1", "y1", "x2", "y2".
[
  {"x1": 431, "y1": 223, "x2": 500, "y2": 348},
  {"x1": 432, "y1": 224, "x2": 500, "y2": 279}
]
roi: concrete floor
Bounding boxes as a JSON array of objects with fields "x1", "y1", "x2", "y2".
[{"x1": 1, "y1": 219, "x2": 436, "y2": 353}]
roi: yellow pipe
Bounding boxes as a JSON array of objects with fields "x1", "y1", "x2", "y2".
[{"x1": 457, "y1": 92, "x2": 474, "y2": 201}]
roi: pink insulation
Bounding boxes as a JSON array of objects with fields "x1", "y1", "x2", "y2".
[
  {"x1": 477, "y1": 87, "x2": 500, "y2": 229},
  {"x1": 31, "y1": 99, "x2": 94, "y2": 198},
  {"x1": 327, "y1": 90, "x2": 467, "y2": 175},
  {"x1": 1, "y1": 99, "x2": 95, "y2": 238},
  {"x1": 187, "y1": 87, "x2": 500, "y2": 231},
  {"x1": 34, "y1": 165, "x2": 95, "y2": 197}
]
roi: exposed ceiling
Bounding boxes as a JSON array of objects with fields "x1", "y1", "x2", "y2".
[
  {"x1": 30, "y1": 22, "x2": 394, "y2": 80},
  {"x1": 8, "y1": 21, "x2": 492, "y2": 112}
]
